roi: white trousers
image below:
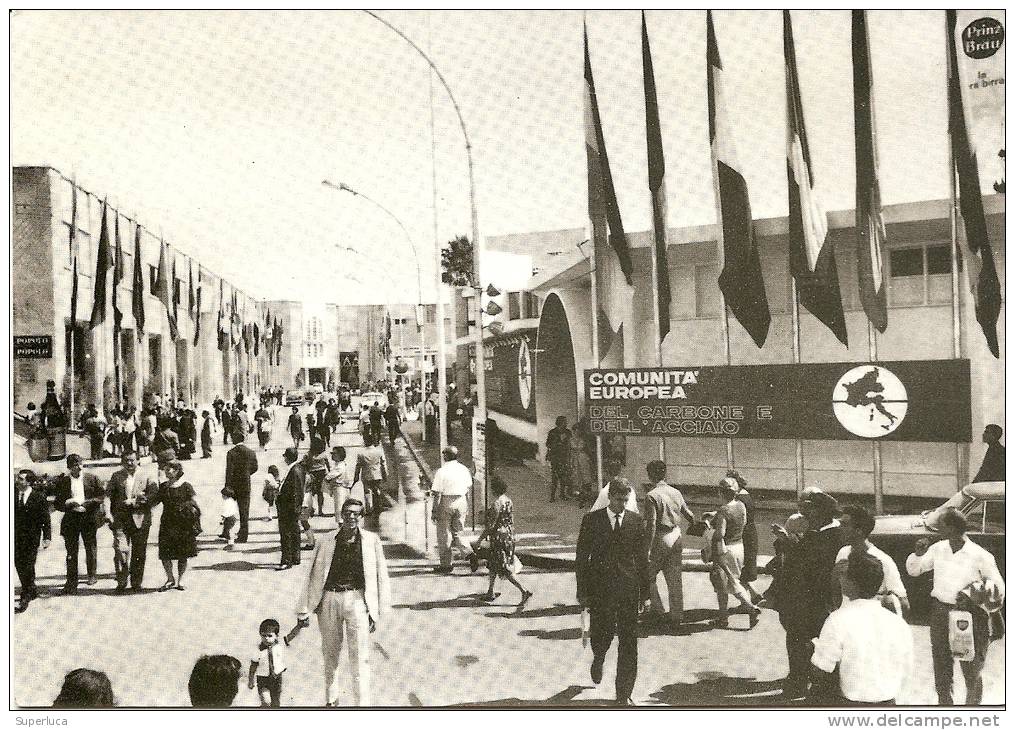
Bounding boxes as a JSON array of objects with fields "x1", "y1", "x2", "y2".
[{"x1": 318, "y1": 589, "x2": 371, "y2": 706}]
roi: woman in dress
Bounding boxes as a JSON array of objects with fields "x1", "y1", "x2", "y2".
[
  {"x1": 476, "y1": 477, "x2": 533, "y2": 605},
  {"x1": 709, "y1": 477, "x2": 762, "y2": 629},
  {"x1": 151, "y1": 460, "x2": 199, "y2": 591},
  {"x1": 728, "y1": 469, "x2": 765, "y2": 604}
]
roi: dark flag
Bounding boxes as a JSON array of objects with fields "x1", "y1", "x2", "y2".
[
  {"x1": 642, "y1": 11, "x2": 671, "y2": 344},
  {"x1": 193, "y1": 267, "x2": 202, "y2": 347},
  {"x1": 707, "y1": 11, "x2": 770, "y2": 348},
  {"x1": 70, "y1": 256, "x2": 79, "y2": 325},
  {"x1": 231, "y1": 290, "x2": 241, "y2": 350},
  {"x1": 69, "y1": 182, "x2": 79, "y2": 325},
  {"x1": 113, "y1": 213, "x2": 124, "y2": 327},
  {"x1": 785, "y1": 10, "x2": 847, "y2": 346},
  {"x1": 155, "y1": 239, "x2": 179, "y2": 341},
  {"x1": 217, "y1": 278, "x2": 228, "y2": 352},
  {"x1": 852, "y1": 10, "x2": 888, "y2": 333},
  {"x1": 584, "y1": 22, "x2": 633, "y2": 361},
  {"x1": 89, "y1": 200, "x2": 112, "y2": 329},
  {"x1": 947, "y1": 9, "x2": 1002, "y2": 357},
  {"x1": 171, "y1": 255, "x2": 179, "y2": 327},
  {"x1": 69, "y1": 179, "x2": 77, "y2": 259},
  {"x1": 274, "y1": 317, "x2": 283, "y2": 365},
  {"x1": 253, "y1": 322, "x2": 260, "y2": 356},
  {"x1": 188, "y1": 259, "x2": 195, "y2": 319},
  {"x1": 131, "y1": 222, "x2": 145, "y2": 340}
]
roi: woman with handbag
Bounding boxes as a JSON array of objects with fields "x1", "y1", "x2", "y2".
[
  {"x1": 475, "y1": 477, "x2": 533, "y2": 605},
  {"x1": 708, "y1": 477, "x2": 762, "y2": 629},
  {"x1": 150, "y1": 460, "x2": 199, "y2": 591}
]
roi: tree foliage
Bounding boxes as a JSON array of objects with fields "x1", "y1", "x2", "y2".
[{"x1": 441, "y1": 235, "x2": 474, "y2": 287}]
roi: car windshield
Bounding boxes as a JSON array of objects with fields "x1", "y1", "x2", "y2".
[{"x1": 924, "y1": 489, "x2": 976, "y2": 530}]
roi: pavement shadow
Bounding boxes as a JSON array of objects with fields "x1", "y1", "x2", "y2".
[
  {"x1": 451, "y1": 685, "x2": 613, "y2": 707},
  {"x1": 485, "y1": 602, "x2": 581, "y2": 620},
  {"x1": 518, "y1": 626, "x2": 582, "y2": 641},
  {"x1": 648, "y1": 672, "x2": 785, "y2": 706},
  {"x1": 639, "y1": 621, "x2": 713, "y2": 637},
  {"x1": 191, "y1": 560, "x2": 265, "y2": 572},
  {"x1": 394, "y1": 594, "x2": 497, "y2": 611}
]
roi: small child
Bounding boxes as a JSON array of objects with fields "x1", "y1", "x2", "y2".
[
  {"x1": 262, "y1": 465, "x2": 280, "y2": 521},
  {"x1": 220, "y1": 487, "x2": 240, "y2": 548},
  {"x1": 248, "y1": 618, "x2": 303, "y2": 708}
]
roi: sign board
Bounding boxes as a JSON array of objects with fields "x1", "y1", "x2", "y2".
[
  {"x1": 584, "y1": 360, "x2": 972, "y2": 443},
  {"x1": 14, "y1": 336, "x2": 53, "y2": 359},
  {"x1": 472, "y1": 418, "x2": 487, "y2": 487},
  {"x1": 486, "y1": 329, "x2": 537, "y2": 423}
]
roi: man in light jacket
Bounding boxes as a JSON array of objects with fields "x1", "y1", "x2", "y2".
[{"x1": 296, "y1": 499, "x2": 391, "y2": 706}]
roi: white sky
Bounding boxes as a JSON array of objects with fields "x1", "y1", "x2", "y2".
[{"x1": 11, "y1": 10, "x2": 985, "y2": 304}]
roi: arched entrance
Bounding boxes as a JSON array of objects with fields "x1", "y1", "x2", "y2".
[{"x1": 535, "y1": 293, "x2": 579, "y2": 457}]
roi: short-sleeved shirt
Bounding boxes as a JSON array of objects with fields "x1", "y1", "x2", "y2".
[
  {"x1": 645, "y1": 482, "x2": 689, "y2": 536},
  {"x1": 252, "y1": 641, "x2": 290, "y2": 677},
  {"x1": 221, "y1": 497, "x2": 240, "y2": 520},
  {"x1": 811, "y1": 598, "x2": 913, "y2": 702}
]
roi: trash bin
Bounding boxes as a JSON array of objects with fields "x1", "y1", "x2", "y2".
[{"x1": 48, "y1": 428, "x2": 67, "y2": 460}]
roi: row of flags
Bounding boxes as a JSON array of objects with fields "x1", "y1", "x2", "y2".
[
  {"x1": 585, "y1": 10, "x2": 1001, "y2": 358},
  {"x1": 68, "y1": 196, "x2": 284, "y2": 361}
]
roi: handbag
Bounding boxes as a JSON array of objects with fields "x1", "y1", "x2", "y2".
[{"x1": 189, "y1": 502, "x2": 203, "y2": 536}]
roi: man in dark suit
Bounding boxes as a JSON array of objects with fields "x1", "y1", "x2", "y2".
[
  {"x1": 575, "y1": 477, "x2": 651, "y2": 706},
  {"x1": 15, "y1": 469, "x2": 52, "y2": 613},
  {"x1": 53, "y1": 453, "x2": 106, "y2": 593},
  {"x1": 225, "y1": 429, "x2": 259, "y2": 543},
  {"x1": 773, "y1": 489, "x2": 847, "y2": 699},
  {"x1": 107, "y1": 451, "x2": 160, "y2": 592}
]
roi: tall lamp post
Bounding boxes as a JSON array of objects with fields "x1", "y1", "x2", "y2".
[{"x1": 363, "y1": 10, "x2": 485, "y2": 487}]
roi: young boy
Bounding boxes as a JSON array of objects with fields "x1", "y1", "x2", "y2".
[
  {"x1": 220, "y1": 487, "x2": 240, "y2": 548},
  {"x1": 248, "y1": 618, "x2": 302, "y2": 707},
  {"x1": 262, "y1": 465, "x2": 281, "y2": 521}
]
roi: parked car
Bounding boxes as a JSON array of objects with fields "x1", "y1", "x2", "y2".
[
  {"x1": 285, "y1": 389, "x2": 304, "y2": 407},
  {"x1": 359, "y1": 391, "x2": 385, "y2": 406},
  {"x1": 870, "y1": 481, "x2": 1005, "y2": 614}
]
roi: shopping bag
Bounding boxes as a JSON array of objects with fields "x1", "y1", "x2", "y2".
[
  {"x1": 949, "y1": 610, "x2": 976, "y2": 661},
  {"x1": 580, "y1": 608, "x2": 590, "y2": 648}
]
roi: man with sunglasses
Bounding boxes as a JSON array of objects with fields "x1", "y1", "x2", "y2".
[{"x1": 296, "y1": 499, "x2": 391, "y2": 706}]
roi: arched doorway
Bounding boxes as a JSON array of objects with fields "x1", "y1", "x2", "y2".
[{"x1": 535, "y1": 293, "x2": 579, "y2": 458}]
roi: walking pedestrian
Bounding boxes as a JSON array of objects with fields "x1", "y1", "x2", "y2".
[
  {"x1": 296, "y1": 498, "x2": 392, "y2": 706},
  {"x1": 575, "y1": 478, "x2": 650, "y2": 706},
  {"x1": 706, "y1": 477, "x2": 762, "y2": 630},
  {"x1": 430, "y1": 446, "x2": 476, "y2": 574},
  {"x1": 325, "y1": 446, "x2": 352, "y2": 520},
  {"x1": 383, "y1": 400, "x2": 401, "y2": 446},
  {"x1": 14, "y1": 469, "x2": 51, "y2": 613},
  {"x1": 219, "y1": 487, "x2": 240, "y2": 548},
  {"x1": 354, "y1": 436, "x2": 388, "y2": 516},
  {"x1": 276, "y1": 448, "x2": 305, "y2": 570},
  {"x1": 225, "y1": 430, "x2": 259, "y2": 543},
  {"x1": 545, "y1": 416, "x2": 570, "y2": 502},
  {"x1": 200, "y1": 410, "x2": 215, "y2": 458},
  {"x1": 53, "y1": 454, "x2": 105, "y2": 593},
  {"x1": 368, "y1": 401, "x2": 384, "y2": 444},
  {"x1": 221, "y1": 405, "x2": 234, "y2": 446},
  {"x1": 590, "y1": 460, "x2": 639, "y2": 513},
  {"x1": 151, "y1": 460, "x2": 199, "y2": 591},
  {"x1": 642, "y1": 460, "x2": 696, "y2": 629},
  {"x1": 287, "y1": 406, "x2": 304, "y2": 449},
  {"x1": 906, "y1": 507, "x2": 1005, "y2": 705},
  {"x1": 832, "y1": 505, "x2": 908, "y2": 613},
  {"x1": 475, "y1": 477, "x2": 533, "y2": 604},
  {"x1": 262, "y1": 465, "x2": 280, "y2": 521},
  {"x1": 255, "y1": 404, "x2": 272, "y2": 450},
  {"x1": 107, "y1": 451, "x2": 159, "y2": 592},
  {"x1": 728, "y1": 469, "x2": 764, "y2": 603},
  {"x1": 247, "y1": 618, "x2": 303, "y2": 708}
]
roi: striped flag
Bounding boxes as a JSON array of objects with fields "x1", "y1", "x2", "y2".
[
  {"x1": 707, "y1": 10, "x2": 770, "y2": 348},
  {"x1": 642, "y1": 11, "x2": 671, "y2": 345},
  {"x1": 852, "y1": 10, "x2": 888, "y2": 334},
  {"x1": 785, "y1": 10, "x2": 847, "y2": 346},
  {"x1": 89, "y1": 200, "x2": 112, "y2": 329},
  {"x1": 947, "y1": 9, "x2": 1001, "y2": 358},
  {"x1": 584, "y1": 22, "x2": 633, "y2": 362}
]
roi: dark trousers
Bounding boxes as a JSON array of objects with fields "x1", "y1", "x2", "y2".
[
  {"x1": 113, "y1": 524, "x2": 151, "y2": 589},
  {"x1": 425, "y1": 415, "x2": 437, "y2": 442},
  {"x1": 15, "y1": 540, "x2": 40, "y2": 598},
  {"x1": 258, "y1": 431, "x2": 271, "y2": 449},
  {"x1": 256, "y1": 674, "x2": 282, "y2": 707},
  {"x1": 278, "y1": 510, "x2": 301, "y2": 565},
  {"x1": 780, "y1": 611, "x2": 827, "y2": 694},
  {"x1": 549, "y1": 460, "x2": 566, "y2": 498},
  {"x1": 236, "y1": 489, "x2": 251, "y2": 541},
  {"x1": 201, "y1": 436, "x2": 213, "y2": 458},
  {"x1": 387, "y1": 422, "x2": 399, "y2": 445},
  {"x1": 62, "y1": 517, "x2": 98, "y2": 586},
  {"x1": 930, "y1": 599, "x2": 988, "y2": 705},
  {"x1": 590, "y1": 594, "x2": 639, "y2": 702}
]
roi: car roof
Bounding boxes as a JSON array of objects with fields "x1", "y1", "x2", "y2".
[{"x1": 963, "y1": 481, "x2": 1005, "y2": 499}]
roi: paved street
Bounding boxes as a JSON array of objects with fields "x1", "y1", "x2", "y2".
[{"x1": 12, "y1": 400, "x2": 1005, "y2": 707}]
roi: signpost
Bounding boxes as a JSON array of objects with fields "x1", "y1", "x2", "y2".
[
  {"x1": 472, "y1": 417, "x2": 486, "y2": 530},
  {"x1": 585, "y1": 360, "x2": 972, "y2": 443}
]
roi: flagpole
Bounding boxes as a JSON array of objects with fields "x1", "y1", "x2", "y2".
[
  {"x1": 790, "y1": 281, "x2": 805, "y2": 500},
  {"x1": 648, "y1": 207, "x2": 666, "y2": 464},
  {"x1": 867, "y1": 320, "x2": 883, "y2": 514},
  {"x1": 946, "y1": 15, "x2": 965, "y2": 489},
  {"x1": 588, "y1": 219, "x2": 604, "y2": 491}
]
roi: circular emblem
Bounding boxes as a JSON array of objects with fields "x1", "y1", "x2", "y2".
[
  {"x1": 962, "y1": 18, "x2": 1005, "y2": 59},
  {"x1": 517, "y1": 338, "x2": 532, "y2": 410},
  {"x1": 832, "y1": 365, "x2": 908, "y2": 438}
]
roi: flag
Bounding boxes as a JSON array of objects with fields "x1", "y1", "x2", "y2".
[
  {"x1": 68, "y1": 179, "x2": 77, "y2": 259},
  {"x1": 231, "y1": 290, "x2": 241, "y2": 349},
  {"x1": 253, "y1": 322, "x2": 260, "y2": 356},
  {"x1": 244, "y1": 323, "x2": 251, "y2": 354},
  {"x1": 852, "y1": 10, "x2": 888, "y2": 334},
  {"x1": 171, "y1": 255, "x2": 179, "y2": 326},
  {"x1": 785, "y1": 10, "x2": 847, "y2": 347},
  {"x1": 947, "y1": 9, "x2": 1002, "y2": 358},
  {"x1": 70, "y1": 256, "x2": 79, "y2": 325},
  {"x1": 155, "y1": 239, "x2": 179, "y2": 341},
  {"x1": 193, "y1": 267, "x2": 202, "y2": 347},
  {"x1": 707, "y1": 11, "x2": 770, "y2": 348},
  {"x1": 69, "y1": 182, "x2": 79, "y2": 325},
  {"x1": 89, "y1": 200, "x2": 112, "y2": 329},
  {"x1": 217, "y1": 278, "x2": 228, "y2": 351},
  {"x1": 132, "y1": 222, "x2": 145, "y2": 340},
  {"x1": 188, "y1": 259, "x2": 195, "y2": 319},
  {"x1": 113, "y1": 213, "x2": 124, "y2": 328},
  {"x1": 274, "y1": 317, "x2": 283, "y2": 365},
  {"x1": 642, "y1": 11, "x2": 671, "y2": 345},
  {"x1": 584, "y1": 22, "x2": 633, "y2": 362}
]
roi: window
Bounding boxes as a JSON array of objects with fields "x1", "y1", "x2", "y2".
[
  {"x1": 695, "y1": 264, "x2": 720, "y2": 318},
  {"x1": 525, "y1": 292, "x2": 541, "y2": 319},
  {"x1": 508, "y1": 292, "x2": 521, "y2": 320},
  {"x1": 888, "y1": 243, "x2": 953, "y2": 306}
]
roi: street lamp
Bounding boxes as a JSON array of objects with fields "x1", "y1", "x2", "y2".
[{"x1": 363, "y1": 9, "x2": 485, "y2": 485}]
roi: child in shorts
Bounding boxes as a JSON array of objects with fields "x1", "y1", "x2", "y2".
[
  {"x1": 248, "y1": 618, "x2": 303, "y2": 707},
  {"x1": 262, "y1": 465, "x2": 280, "y2": 521},
  {"x1": 220, "y1": 486, "x2": 240, "y2": 548}
]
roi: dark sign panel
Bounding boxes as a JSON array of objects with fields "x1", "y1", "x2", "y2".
[
  {"x1": 14, "y1": 335, "x2": 53, "y2": 359},
  {"x1": 486, "y1": 329, "x2": 537, "y2": 424},
  {"x1": 339, "y1": 351, "x2": 360, "y2": 386},
  {"x1": 584, "y1": 360, "x2": 971, "y2": 443}
]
